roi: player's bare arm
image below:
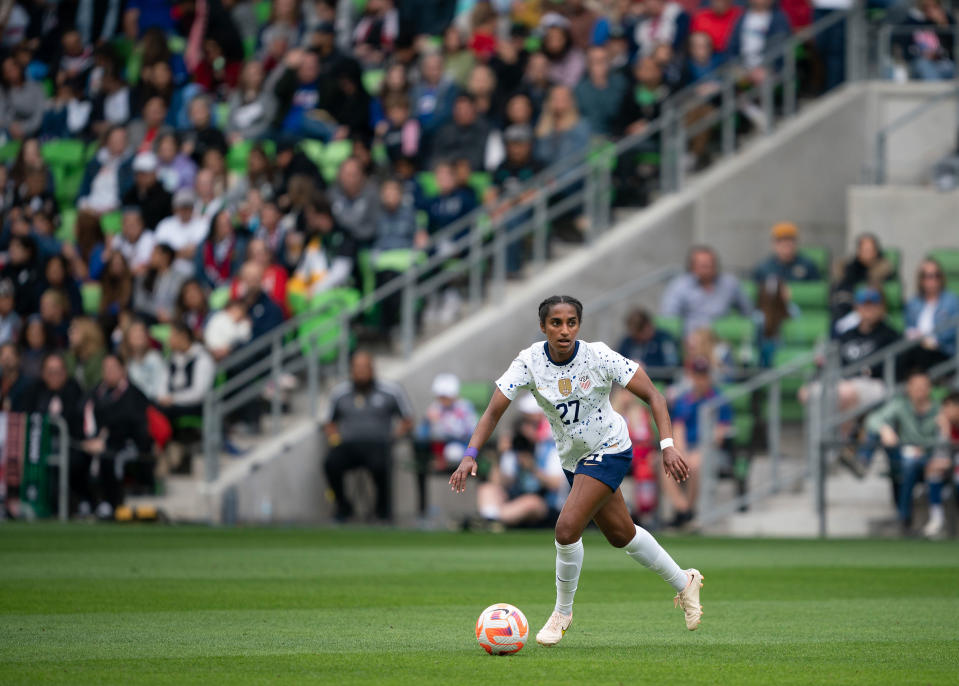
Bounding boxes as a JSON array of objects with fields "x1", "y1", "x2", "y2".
[
  {"x1": 625, "y1": 367, "x2": 689, "y2": 482},
  {"x1": 450, "y1": 388, "x2": 511, "y2": 493}
]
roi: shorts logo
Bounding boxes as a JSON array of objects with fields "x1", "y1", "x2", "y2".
[
  {"x1": 558, "y1": 378, "x2": 572, "y2": 397},
  {"x1": 579, "y1": 376, "x2": 591, "y2": 392},
  {"x1": 582, "y1": 453, "x2": 603, "y2": 465}
]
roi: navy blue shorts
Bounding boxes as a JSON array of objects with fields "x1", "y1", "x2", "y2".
[{"x1": 563, "y1": 448, "x2": 634, "y2": 492}]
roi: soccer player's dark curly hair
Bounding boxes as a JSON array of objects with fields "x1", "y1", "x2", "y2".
[{"x1": 538, "y1": 295, "x2": 584, "y2": 325}]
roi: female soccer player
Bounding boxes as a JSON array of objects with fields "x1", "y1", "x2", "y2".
[{"x1": 450, "y1": 295, "x2": 704, "y2": 646}]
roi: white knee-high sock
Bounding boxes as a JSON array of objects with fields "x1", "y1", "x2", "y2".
[
  {"x1": 624, "y1": 525, "x2": 689, "y2": 592},
  {"x1": 554, "y1": 538, "x2": 583, "y2": 615}
]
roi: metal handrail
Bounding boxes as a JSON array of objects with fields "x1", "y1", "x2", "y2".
[
  {"x1": 872, "y1": 85, "x2": 959, "y2": 183},
  {"x1": 200, "y1": 8, "x2": 870, "y2": 479}
]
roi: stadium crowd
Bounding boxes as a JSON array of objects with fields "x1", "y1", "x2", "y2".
[{"x1": 0, "y1": 0, "x2": 954, "y2": 523}]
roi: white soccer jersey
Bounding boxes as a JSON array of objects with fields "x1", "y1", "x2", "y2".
[{"x1": 495, "y1": 340, "x2": 639, "y2": 471}]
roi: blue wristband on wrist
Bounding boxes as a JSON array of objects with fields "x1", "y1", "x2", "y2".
[{"x1": 464, "y1": 446, "x2": 479, "y2": 459}]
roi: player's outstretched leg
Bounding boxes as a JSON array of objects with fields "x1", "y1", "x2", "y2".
[{"x1": 593, "y1": 491, "x2": 704, "y2": 630}]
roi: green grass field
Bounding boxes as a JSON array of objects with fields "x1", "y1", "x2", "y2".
[{"x1": 1, "y1": 525, "x2": 957, "y2": 684}]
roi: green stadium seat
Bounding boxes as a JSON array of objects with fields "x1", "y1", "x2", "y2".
[
  {"x1": 788, "y1": 280, "x2": 829, "y2": 310},
  {"x1": 928, "y1": 248, "x2": 959, "y2": 277},
  {"x1": 287, "y1": 291, "x2": 308, "y2": 316},
  {"x1": 57, "y1": 208, "x2": 77, "y2": 243},
  {"x1": 721, "y1": 385, "x2": 752, "y2": 413},
  {"x1": 884, "y1": 247, "x2": 901, "y2": 273},
  {"x1": 361, "y1": 69, "x2": 384, "y2": 95},
  {"x1": 42, "y1": 139, "x2": 85, "y2": 167},
  {"x1": 468, "y1": 172, "x2": 492, "y2": 200},
  {"x1": 417, "y1": 171, "x2": 439, "y2": 198},
  {"x1": 81, "y1": 282, "x2": 101, "y2": 315},
  {"x1": 319, "y1": 140, "x2": 353, "y2": 185},
  {"x1": 740, "y1": 280, "x2": 758, "y2": 306},
  {"x1": 0, "y1": 139, "x2": 20, "y2": 164},
  {"x1": 374, "y1": 249, "x2": 425, "y2": 273},
  {"x1": 101, "y1": 211, "x2": 123, "y2": 236},
  {"x1": 887, "y1": 311, "x2": 904, "y2": 333},
  {"x1": 255, "y1": 0, "x2": 271, "y2": 25},
  {"x1": 732, "y1": 413, "x2": 755, "y2": 448},
  {"x1": 655, "y1": 315, "x2": 682, "y2": 340},
  {"x1": 357, "y1": 250, "x2": 376, "y2": 296},
  {"x1": 298, "y1": 287, "x2": 361, "y2": 363},
  {"x1": 209, "y1": 286, "x2": 231, "y2": 311},
  {"x1": 781, "y1": 313, "x2": 829, "y2": 346},
  {"x1": 712, "y1": 314, "x2": 755, "y2": 345},
  {"x1": 243, "y1": 36, "x2": 256, "y2": 59},
  {"x1": 883, "y1": 281, "x2": 902, "y2": 311},
  {"x1": 52, "y1": 166, "x2": 84, "y2": 208},
  {"x1": 299, "y1": 139, "x2": 324, "y2": 167},
  {"x1": 798, "y1": 245, "x2": 829, "y2": 275},
  {"x1": 150, "y1": 323, "x2": 172, "y2": 350},
  {"x1": 459, "y1": 381, "x2": 494, "y2": 412}
]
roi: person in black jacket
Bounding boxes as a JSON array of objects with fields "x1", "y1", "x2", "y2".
[
  {"x1": 0, "y1": 342, "x2": 32, "y2": 411},
  {"x1": 81, "y1": 354, "x2": 152, "y2": 518}
]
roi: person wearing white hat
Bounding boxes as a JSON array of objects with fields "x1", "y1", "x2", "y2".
[
  {"x1": 122, "y1": 152, "x2": 172, "y2": 230},
  {"x1": 153, "y1": 188, "x2": 208, "y2": 273}
]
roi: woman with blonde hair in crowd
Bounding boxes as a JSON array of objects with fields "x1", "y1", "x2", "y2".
[
  {"x1": 65, "y1": 317, "x2": 106, "y2": 391},
  {"x1": 121, "y1": 318, "x2": 165, "y2": 401}
]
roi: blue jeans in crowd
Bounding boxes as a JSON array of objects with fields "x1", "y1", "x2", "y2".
[
  {"x1": 883, "y1": 442, "x2": 932, "y2": 524},
  {"x1": 912, "y1": 58, "x2": 956, "y2": 81}
]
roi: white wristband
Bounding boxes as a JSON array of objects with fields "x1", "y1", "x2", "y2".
[{"x1": 660, "y1": 438, "x2": 674, "y2": 450}]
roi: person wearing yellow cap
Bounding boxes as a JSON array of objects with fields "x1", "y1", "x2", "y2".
[{"x1": 751, "y1": 222, "x2": 821, "y2": 284}]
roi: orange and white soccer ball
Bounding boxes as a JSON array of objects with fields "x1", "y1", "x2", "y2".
[{"x1": 475, "y1": 603, "x2": 528, "y2": 655}]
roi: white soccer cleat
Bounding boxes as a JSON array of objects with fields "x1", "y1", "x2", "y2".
[
  {"x1": 673, "y1": 568, "x2": 704, "y2": 631},
  {"x1": 536, "y1": 610, "x2": 572, "y2": 646}
]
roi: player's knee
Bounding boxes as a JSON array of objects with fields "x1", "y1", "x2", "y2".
[
  {"x1": 554, "y1": 518, "x2": 581, "y2": 545},
  {"x1": 604, "y1": 524, "x2": 635, "y2": 548}
]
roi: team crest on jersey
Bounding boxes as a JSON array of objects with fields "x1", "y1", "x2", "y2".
[
  {"x1": 557, "y1": 378, "x2": 573, "y2": 397},
  {"x1": 580, "y1": 376, "x2": 592, "y2": 391}
]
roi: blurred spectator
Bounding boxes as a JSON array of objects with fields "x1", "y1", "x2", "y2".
[
  {"x1": 66, "y1": 316, "x2": 106, "y2": 391},
  {"x1": 226, "y1": 61, "x2": 277, "y2": 142},
  {"x1": 442, "y1": 26, "x2": 475, "y2": 88},
  {"x1": 431, "y1": 92, "x2": 492, "y2": 172},
  {"x1": 832, "y1": 233, "x2": 898, "y2": 327},
  {"x1": 121, "y1": 318, "x2": 165, "y2": 401},
  {"x1": 2, "y1": 234, "x2": 42, "y2": 317},
  {"x1": 374, "y1": 178, "x2": 418, "y2": 253},
  {"x1": 175, "y1": 279, "x2": 211, "y2": 339},
  {"x1": 77, "y1": 125, "x2": 133, "y2": 214},
  {"x1": 230, "y1": 238, "x2": 288, "y2": 316},
  {"x1": 691, "y1": 0, "x2": 744, "y2": 55},
  {"x1": 128, "y1": 96, "x2": 169, "y2": 155},
  {"x1": 330, "y1": 157, "x2": 378, "y2": 248},
  {"x1": 133, "y1": 244, "x2": 188, "y2": 324},
  {"x1": 154, "y1": 189, "x2": 208, "y2": 267},
  {"x1": 156, "y1": 322, "x2": 215, "y2": 428},
  {"x1": 575, "y1": 45, "x2": 628, "y2": 137},
  {"x1": 412, "y1": 51, "x2": 458, "y2": 141},
  {"x1": 902, "y1": 258, "x2": 959, "y2": 372},
  {"x1": 182, "y1": 95, "x2": 227, "y2": 165},
  {"x1": 476, "y1": 393, "x2": 566, "y2": 529},
  {"x1": 667, "y1": 356, "x2": 732, "y2": 527},
  {"x1": 618, "y1": 307, "x2": 681, "y2": 380},
  {"x1": 80, "y1": 354, "x2": 152, "y2": 519},
  {"x1": 19, "y1": 316, "x2": 55, "y2": 380},
  {"x1": 0, "y1": 342, "x2": 29, "y2": 411},
  {"x1": 204, "y1": 299, "x2": 252, "y2": 361},
  {"x1": 536, "y1": 84, "x2": 591, "y2": 166},
  {"x1": 323, "y1": 350, "x2": 414, "y2": 522},
  {"x1": 801, "y1": 287, "x2": 900, "y2": 419},
  {"x1": 155, "y1": 132, "x2": 198, "y2": 193},
  {"x1": 68, "y1": 212, "x2": 107, "y2": 281},
  {"x1": 541, "y1": 15, "x2": 586, "y2": 88},
  {"x1": 866, "y1": 370, "x2": 940, "y2": 533},
  {"x1": 926, "y1": 391, "x2": 959, "y2": 537},
  {"x1": 236, "y1": 260, "x2": 284, "y2": 340},
  {"x1": 899, "y1": 0, "x2": 956, "y2": 81},
  {"x1": 123, "y1": 153, "x2": 172, "y2": 231},
  {"x1": 726, "y1": 0, "x2": 792, "y2": 94},
  {"x1": 110, "y1": 208, "x2": 156, "y2": 276},
  {"x1": 0, "y1": 57, "x2": 45, "y2": 139},
  {"x1": 0, "y1": 280, "x2": 20, "y2": 345},
  {"x1": 488, "y1": 124, "x2": 542, "y2": 275},
  {"x1": 376, "y1": 94, "x2": 421, "y2": 168},
  {"x1": 99, "y1": 252, "x2": 134, "y2": 329},
  {"x1": 615, "y1": 57, "x2": 668, "y2": 204},
  {"x1": 39, "y1": 255, "x2": 81, "y2": 319},
  {"x1": 661, "y1": 245, "x2": 753, "y2": 337},
  {"x1": 634, "y1": 0, "x2": 691, "y2": 58},
  {"x1": 39, "y1": 289, "x2": 70, "y2": 348},
  {"x1": 288, "y1": 196, "x2": 355, "y2": 299},
  {"x1": 352, "y1": 0, "x2": 399, "y2": 66},
  {"x1": 752, "y1": 222, "x2": 822, "y2": 283},
  {"x1": 194, "y1": 209, "x2": 250, "y2": 289},
  {"x1": 613, "y1": 387, "x2": 658, "y2": 525}
]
